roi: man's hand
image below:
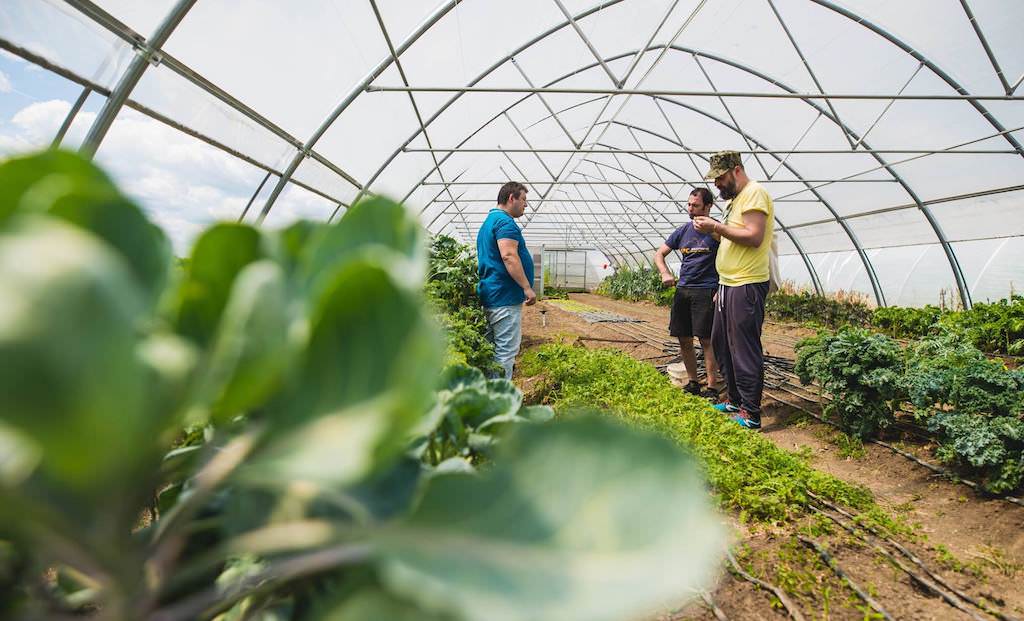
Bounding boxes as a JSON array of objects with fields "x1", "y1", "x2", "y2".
[
  {"x1": 660, "y1": 272, "x2": 676, "y2": 287},
  {"x1": 524, "y1": 287, "x2": 537, "y2": 306},
  {"x1": 692, "y1": 216, "x2": 717, "y2": 234}
]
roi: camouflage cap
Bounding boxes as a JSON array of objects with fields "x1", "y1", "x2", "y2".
[{"x1": 704, "y1": 150, "x2": 743, "y2": 180}]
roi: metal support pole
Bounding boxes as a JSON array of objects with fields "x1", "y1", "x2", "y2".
[
  {"x1": 958, "y1": 0, "x2": 1011, "y2": 94},
  {"x1": 365, "y1": 0, "x2": 466, "y2": 234},
  {"x1": 52, "y1": 86, "x2": 91, "y2": 148},
  {"x1": 79, "y1": 0, "x2": 198, "y2": 158},
  {"x1": 238, "y1": 171, "x2": 274, "y2": 223},
  {"x1": 365, "y1": 85, "x2": 1023, "y2": 101},
  {"x1": 550, "y1": 0, "x2": 619, "y2": 86},
  {"x1": 256, "y1": 0, "x2": 462, "y2": 223}
]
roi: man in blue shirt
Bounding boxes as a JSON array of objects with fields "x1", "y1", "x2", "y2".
[
  {"x1": 476, "y1": 181, "x2": 536, "y2": 379},
  {"x1": 654, "y1": 187, "x2": 722, "y2": 398}
]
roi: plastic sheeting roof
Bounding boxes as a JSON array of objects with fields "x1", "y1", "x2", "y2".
[{"x1": 1, "y1": 0, "x2": 1022, "y2": 307}]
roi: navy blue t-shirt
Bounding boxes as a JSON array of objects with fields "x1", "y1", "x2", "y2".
[
  {"x1": 665, "y1": 223, "x2": 719, "y2": 288},
  {"x1": 476, "y1": 208, "x2": 535, "y2": 308}
]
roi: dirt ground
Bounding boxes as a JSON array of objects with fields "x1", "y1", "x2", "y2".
[{"x1": 518, "y1": 293, "x2": 1024, "y2": 621}]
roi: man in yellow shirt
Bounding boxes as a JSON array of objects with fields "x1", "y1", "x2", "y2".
[{"x1": 693, "y1": 151, "x2": 773, "y2": 431}]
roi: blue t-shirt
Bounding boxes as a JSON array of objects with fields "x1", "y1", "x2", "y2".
[
  {"x1": 665, "y1": 223, "x2": 719, "y2": 288},
  {"x1": 476, "y1": 208, "x2": 534, "y2": 308}
]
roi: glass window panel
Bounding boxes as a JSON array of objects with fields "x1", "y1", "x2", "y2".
[
  {"x1": 787, "y1": 221, "x2": 855, "y2": 254},
  {"x1": 845, "y1": 207, "x2": 937, "y2": 249},
  {"x1": 0, "y1": 64, "x2": 98, "y2": 153}
]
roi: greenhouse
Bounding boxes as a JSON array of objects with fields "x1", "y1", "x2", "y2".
[{"x1": 1, "y1": 1, "x2": 1023, "y2": 620}]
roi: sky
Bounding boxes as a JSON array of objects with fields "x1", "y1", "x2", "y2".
[{"x1": 0, "y1": 50, "x2": 338, "y2": 254}]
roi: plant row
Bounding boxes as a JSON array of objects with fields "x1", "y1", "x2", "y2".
[
  {"x1": 519, "y1": 342, "x2": 900, "y2": 530},
  {"x1": 425, "y1": 234, "x2": 501, "y2": 375},
  {"x1": 595, "y1": 266, "x2": 674, "y2": 306},
  {"x1": 795, "y1": 328, "x2": 1024, "y2": 493},
  {"x1": 0, "y1": 151, "x2": 724, "y2": 620},
  {"x1": 766, "y1": 289, "x2": 1024, "y2": 355}
]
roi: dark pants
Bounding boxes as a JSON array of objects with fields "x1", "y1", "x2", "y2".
[{"x1": 711, "y1": 282, "x2": 769, "y2": 418}]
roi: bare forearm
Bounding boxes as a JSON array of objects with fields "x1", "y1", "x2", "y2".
[
  {"x1": 712, "y1": 221, "x2": 763, "y2": 247},
  {"x1": 654, "y1": 251, "x2": 670, "y2": 276}
]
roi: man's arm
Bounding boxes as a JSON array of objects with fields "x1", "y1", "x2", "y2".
[
  {"x1": 653, "y1": 244, "x2": 675, "y2": 286},
  {"x1": 694, "y1": 210, "x2": 766, "y2": 248},
  {"x1": 497, "y1": 238, "x2": 537, "y2": 305}
]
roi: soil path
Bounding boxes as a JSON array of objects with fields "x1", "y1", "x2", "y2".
[{"x1": 519, "y1": 293, "x2": 1024, "y2": 621}]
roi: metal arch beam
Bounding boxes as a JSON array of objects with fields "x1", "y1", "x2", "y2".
[
  {"x1": 367, "y1": 5, "x2": 995, "y2": 306},
  {"x1": 392, "y1": 1, "x2": 631, "y2": 209},
  {"x1": 584, "y1": 130, "x2": 824, "y2": 295},
  {"x1": 400, "y1": 52, "x2": 833, "y2": 298},
  {"x1": 497, "y1": 138, "x2": 640, "y2": 267},
  {"x1": 373, "y1": 40, "x2": 865, "y2": 301},
  {"x1": 60, "y1": 0, "x2": 365, "y2": 203},
  {"x1": 256, "y1": 0, "x2": 466, "y2": 223},
  {"x1": 604, "y1": 101, "x2": 876, "y2": 300},
  {"x1": 809, "y1": 0, "x2": 1024, "y2": 308},
  {"x1": 79, "y1": 0, "x2": 197, "y2": 157}
]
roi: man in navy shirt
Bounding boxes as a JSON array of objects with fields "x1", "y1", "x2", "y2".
[
  {"x1": 476, "y1": 181, "x2": 536, "y2": 379},
  {"x1": 654, "y1": 187, "x2": 722, "y2": 398}
]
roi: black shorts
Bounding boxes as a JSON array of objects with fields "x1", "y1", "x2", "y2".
[{"x1": 669, "y1": 286, "x2": 715, "y2": 338}]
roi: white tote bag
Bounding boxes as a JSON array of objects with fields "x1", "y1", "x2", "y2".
[{"x1": 768, "y1": 234, "x2": 782, "y2": 295}]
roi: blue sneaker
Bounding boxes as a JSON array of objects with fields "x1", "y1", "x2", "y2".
[
  {"x1": 713, "y1": 401, "x2": 740, "y2": 413},
  {"x1": 731, "y1": 410, "x2": 762, "y2": 431}
]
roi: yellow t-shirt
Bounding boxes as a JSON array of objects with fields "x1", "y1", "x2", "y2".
[{"x1": 715, "y1": 180, "x2": 774, "y2": 286}]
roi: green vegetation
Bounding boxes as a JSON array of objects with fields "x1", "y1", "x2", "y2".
[
  {"x1": 426, "y1": 234, "x2": 500, "y2": 375},
  {"x1": 873, "y1": 297, "x2": 1024, "y2": 355},
  {"x1": 766, "y1": 289, "x2": 873, "y2": 328},
  {"x1": 765, "y1": 286, "x2": 1024, "y2": 356},
  {"x1": 520, "y1": 343, "x2": 900, "y2": 528},
  {"x1": 796, "y1": 329, "x2": 1024, "y2": 493},
  {"x1": 870, "y1": 305, "x2": 946, "y2": 339},
  {"x1": 794, "y1": 328, "x2": 905, "y2": 439},
  {"x1": 595, "y1": 266, "x2": 673, "y2": 306},
  {"x1": 904, "y1": 337, "x2": 1024, "y2": 494},
  {"x1": 0, "y1": 151, "x2": 726, "y2": 621}
]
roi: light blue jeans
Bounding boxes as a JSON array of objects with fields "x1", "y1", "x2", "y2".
[{"x1": 484, "y1": 304, "x2": 523, "y2": 380}]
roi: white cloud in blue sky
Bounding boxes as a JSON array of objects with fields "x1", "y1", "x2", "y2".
[{"x1": 0, "y1": 97, "x2": 334, "y2": 254}]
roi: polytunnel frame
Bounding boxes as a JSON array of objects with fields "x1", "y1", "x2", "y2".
[
  {"x1": 342, "y1": 0, "x2": 1024, "y2": 308},
  {"x1": 43, "y1": 0, "x2": 1024, "y2": 307},
  {"x1": 369, "y1": 41, "x2": 881, "y2": 301}
]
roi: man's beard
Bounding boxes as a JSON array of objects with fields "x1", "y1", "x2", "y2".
[{"x1": 719, "y1": 181, "x2": 738, "y2": 201}]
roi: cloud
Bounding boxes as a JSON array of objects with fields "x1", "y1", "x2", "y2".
[
  {"x1": 0, "y1": 100, "x2": 313, "y2": 254},
  {"x1": 0, "y1": 70, "x2": 11, "y2": 93}
]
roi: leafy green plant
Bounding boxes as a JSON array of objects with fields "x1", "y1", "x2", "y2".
[
  {"x1": 767, "y1": 291, "x2": 872, "y2": 328},
  {"x1": 794, "y1": 328, "x2": 904, "y2": 439},
  {"x1": 595, "y1": 266, "x2": 669, "y2": 305},
  {"x1": 426, "y1": 235, "x2": 500, "y2": 375},
  {"x1": 870, "y1": 305, "x2": 945, "y2": 339},
  {"x1": 519, "y1": 343, "x2": 896, "y2": 528},
  {"x1": 0, "y1": 150, "x2": 726, "y2": 621},
  {"x1": 904, "y1": 336, "x2": 1024, "y2": 493},
  {"x1": 870, "y1": 297, "x2": 1024, "y2": 355},
  {"x1": 413, "y1": 364, "x2": 554, "y2": 467},
  {"x1": 936, "y1": 296, "x2": 1024, "y2": 355}
]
